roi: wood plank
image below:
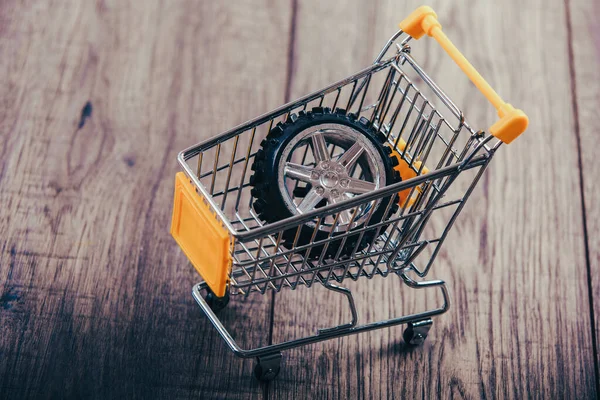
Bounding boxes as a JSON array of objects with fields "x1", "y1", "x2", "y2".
[
  {"x1": 269, "y1": 0, "x2": 598, "y2": 398},
  {"x1": 567, "y1": 0, "x2": 600, "y2": 392},
  {"x1": 0, "y1": 1, "x2": 291, "y2": 398}
]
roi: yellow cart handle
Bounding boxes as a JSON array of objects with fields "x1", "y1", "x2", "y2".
[{"x1": 400, "y1": 6, "x2": 528, "y2": 144}]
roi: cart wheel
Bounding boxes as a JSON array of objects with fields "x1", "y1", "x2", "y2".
[
  {"x1": 253, "y1": 353, "x2": 282, "y2": 382},
  {"x1": 250, "y1": 107, "x2": 400, "y2": 259},
  {"x1": 403, "y1": 319, "x2": 433, "y2": 346},
  {"x1": 403, "y1": 325, "x2": 426, "y2": 345},
  {"x1": 205, "y1": 289, "x2": 229, "y2": 312}
]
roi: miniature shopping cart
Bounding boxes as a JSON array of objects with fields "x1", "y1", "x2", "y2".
[{"x1": 170, "y1": 6, "x2": 528, "y2": 381}]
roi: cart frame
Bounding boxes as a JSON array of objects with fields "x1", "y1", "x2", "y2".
[{"x1": 171, "y1": 6, "x2": 527, "y2": 380}]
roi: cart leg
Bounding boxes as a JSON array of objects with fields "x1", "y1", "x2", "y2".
[
  {"x1": 403, "y1": 318, "x2": 433, "y2": 345},
  {"x1": 253, "y1": 352, "x2": 282, "y2": 382},
  {"x1": 317, "y1": 283, "x2": 358, "y2": 334}
]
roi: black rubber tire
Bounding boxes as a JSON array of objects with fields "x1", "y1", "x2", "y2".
[{"x1": 249, "y1": 107, "x2": 400, "y2": 260}]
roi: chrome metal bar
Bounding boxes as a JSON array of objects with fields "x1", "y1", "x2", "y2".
[
  {"x1": 235, "y1": 155, "x2": 488, "y2": 241},
  {"x1": 210, "y1": 143, "x2": 221, "y2": 196},
  {"x1": 370, "y1": 66, "x2": 396, "y2": 124},
  {"x1": 317, "y1": 283, "x2": 358, "y2": 333},
  {"x1": 221, "y1": 136, "x2": 239, "y2": 210},
  {"x1": 374, "y1": 30, "x2": 406, "y2": 63},
  {"x1": 234, "y1": 127, "x2": 256, "y2": 211},
  {"x1": 355, "y1": 74, "x2": 372, "y2": 117},
  {"x1": 191, "y1": 273, "x2": 449, "y2": 358},
  {"x1": 196, "y1": 152, "x2": 203, "y2": 179}
]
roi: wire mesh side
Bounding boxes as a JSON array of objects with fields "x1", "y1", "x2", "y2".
[{"x1": 225, "y1": 152, "x2": 490, "y2": 296}]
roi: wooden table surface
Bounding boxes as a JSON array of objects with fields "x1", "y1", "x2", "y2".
[{"x1": 1, "y1": 0, "x2": 599, "y2": 398}]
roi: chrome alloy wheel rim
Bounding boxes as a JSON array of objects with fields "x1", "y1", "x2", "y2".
[{"x1": 277, "y1": 123, "x2": 387, "y2": 233}]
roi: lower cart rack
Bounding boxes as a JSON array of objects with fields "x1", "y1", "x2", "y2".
[{"x1": 192, "y1": 272, "x2": 448, "y2": 381}]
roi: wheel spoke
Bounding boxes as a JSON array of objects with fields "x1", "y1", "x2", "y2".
[
  {"x1": 284, "y1": 162, "x2": 313, "y2": 182},
  {"x1": 341, "y1": 210, "x2": 354, "y2": 225},
  {"x1": 331, "y1": 197, "x2": 354, "y2": 225},
  {"x1": 337, "y1": 142, "x2": 364, "y2": 170},
  {"x1": 345, "y1": 178, "x2": 376, "y2": 194},
  {"x1": 311, "y1": 132, "x2": 330, "y2": 163},
  {"x1": 296, "y1": 189, "x2": 324, "y2": 213}
]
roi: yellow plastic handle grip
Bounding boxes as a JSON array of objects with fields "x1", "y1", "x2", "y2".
[{"x1": 400, "y1": 6, "x2": 528, "y2": 144}]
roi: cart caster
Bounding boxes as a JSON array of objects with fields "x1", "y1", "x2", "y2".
[
  {"x1": 403, "y1": 319, "x2": 433, "y2": 346},
  {"x1": 253, "y1": 353, "x2": 282, "y2": 382},
  {"x1": 205, "y1": 288, "x2": 229, "y2": 312}
]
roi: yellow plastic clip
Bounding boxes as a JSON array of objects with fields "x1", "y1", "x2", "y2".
[
  {"x1": 389, "y1": 140, "x2": 429, "y2": 208},
  {"x1": 171, "y1": 172, "x2": 232, "y2": 297},
  {"x1": 400, "y1": 6, "x2": 529, "y2": 144}
]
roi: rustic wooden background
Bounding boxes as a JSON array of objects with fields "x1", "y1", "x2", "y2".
[{"x1": 1, "y1": 0, "x2": 598, "y2": 398}]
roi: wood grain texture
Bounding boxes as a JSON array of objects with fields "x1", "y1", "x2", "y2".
[
  {"x1": 0, "y1": 1, "x2": 291, "y2": 398},
  {"x1": 269, "y1": 0, "x2": 598, "y2": 398},
  {"x1": 567, "y1": 0, "x2": 600, "y2": 392},
  {"x1": 0, "y1": 0, "x2": 598, "y2": 399}
]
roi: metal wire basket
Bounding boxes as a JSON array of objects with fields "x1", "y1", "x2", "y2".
[{"x1": 170, "y1": 6, "x2": 527, "y2": 381}]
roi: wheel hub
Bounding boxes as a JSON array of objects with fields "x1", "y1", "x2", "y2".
[
  {"x1": 320, "y1": 171, "x2": 339, "y2": 188},
  {"x1": 312, "y1": 161, "x2": 353, "y2": 200},
  {"x1": 277, "y1": 122, "x2": 387, "y2": 232}
]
